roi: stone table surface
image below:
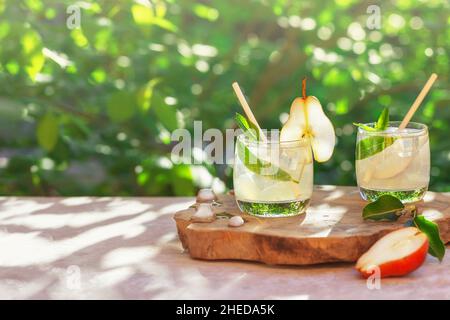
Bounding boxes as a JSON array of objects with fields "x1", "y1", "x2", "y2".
[{"x1": 0, "y1": 192, "x2": 449, "y2": 300}]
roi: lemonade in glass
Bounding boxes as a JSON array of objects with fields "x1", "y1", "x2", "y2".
[
  {"x1": 231, "y1": 79, "x2": 335, "y2": 217},
  {"x1": 233, "y1": 133, "x2": 313, "y2": 217},
  {"x1": 355, "y1": 121, "x2": 430, "y2": 203}
]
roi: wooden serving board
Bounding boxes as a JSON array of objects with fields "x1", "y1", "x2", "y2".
[{"x1": 174, "y1": 186, "x2": 450, "y2": 265}]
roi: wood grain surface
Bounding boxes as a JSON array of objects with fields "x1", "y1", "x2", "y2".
[{"x1": 174, "y1": 186, "x2": 450, "y2": 265}]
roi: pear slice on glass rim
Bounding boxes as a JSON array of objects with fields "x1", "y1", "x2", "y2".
[{"x1": 280, "y1": 96, "x2": 336, "y2": 163}]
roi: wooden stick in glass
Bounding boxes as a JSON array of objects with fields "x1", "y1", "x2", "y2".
[
  {"x1": 232, "y1": 82, "x2": 267, "y2": 141},
  {"x1": 399, "y1": 73, "x2": 438, "y2": 130}
]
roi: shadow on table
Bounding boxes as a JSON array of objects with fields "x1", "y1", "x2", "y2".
[{"x1": 0, "y1": 190, "x2": 448, "y2": 299}]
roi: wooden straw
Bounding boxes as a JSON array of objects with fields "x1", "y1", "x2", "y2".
[
  {"x1": 232, "y1": 82, "x2": 267, "y2": 141},
  {"x1": 399, "y1": 73, "x2": 438, "y2": 130}
]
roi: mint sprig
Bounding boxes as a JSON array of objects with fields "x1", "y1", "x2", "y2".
[
  {"x1": 235, "y1": 112, "x2": 259, "y2": 141},
  {"x1": 355, "y1": 107, "x2": 396, "y2": 160},
  {"x1": 354, "y1": 107, "x2": 389, "y2": 132},
  {"x1": 356, "y1": 136, "x2": 395, "y2": 160},
  {"x1": 362, "y1": 195, "x2": 446, "y2": 261},
  {"x1": 235, "y1": 113, "x2": 298, "y2": 183},
  {"x1": 376, "y1": 107, "x2": 389, "y2": 130}
]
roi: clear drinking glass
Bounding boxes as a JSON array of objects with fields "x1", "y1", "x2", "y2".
[
  {"x1": 355, "y1": 121, "x2": 430, "y2": 203},
  {"x1": 233, "y1": 133, "x2": 313, "y2": 217}
]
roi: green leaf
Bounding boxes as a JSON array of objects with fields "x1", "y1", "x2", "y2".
[
  {"x1": 355, "y1": 108, "x2": 394, "y2": 159},
  {"x1": 153, "y1": 94, "x2": 180, "y2": 131},
  {"x1": 236, "y1": 140, "x2": 295, "y2": 183},
  {"x1": 138, "y1": 78, "x2": 161, "y2": 112},
  {"x1": 413, "y1": 215, "x2": 446, "y2": 261},
  {"x1": 353, "y1": 123, "x2": 377, "y2": 132},
  {"x1": 36, "y1": 113, "x2": 59, "y2": 152},
  {"x1": 131, "y1": 4, "x2": 177, "y2": 32},
  {"x1": 375, "y1": 107, "x2": 389, "y2": 130},
  {"x1": 107, "y1": 91, "x2": 137, "y2": 122},
  {"x1": 21, "y1": 30, "x2": 45, "y2": 81},
  {"x1": 362, "y1": 195, "x2": 405, "y2": 221},
  {"x1": 131, "y1": 4, "x2": 154, "y2": 25},
  {"x1": 356, "y1": 135, "x2": 395, "y2": 160},
  {"x1": 193, "y1": 4, "x2": 219, "y2": 21},
  {"x1": 151, "y1": 17, "x2": 178, "y2": 32},
  {"x1": 235, "y1": 113, "x2": 259, "y2": 140},
  {"x1": 171, "y1": 164, "x2": 195, "y2": 196},
  {"x1": 235, "y1": 112, "x2": 297, "y2": 183},
  {"x1": 22, "y1": 29, "x2": 41, "y2": 54},
  {"x1": 26, "y1": 53, "x2": 45, "y2": 81}
]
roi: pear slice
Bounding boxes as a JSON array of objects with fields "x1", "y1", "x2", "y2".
[
  {"x1": 358, "y1": 139, "x2": 413, "y2": 181},
  {"x1": 356, "y1": 227, "x2": 428, "y2": 278},
  {"x1": 280, "y1": 96, "x2": 335, "y2": 162},
  {"x1": 357, "y1": 133, "x2": 428, "y2": 181}
]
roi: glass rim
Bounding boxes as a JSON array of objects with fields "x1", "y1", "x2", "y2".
[
  {"x1": 236, "y1": 133, "x2": 310, "y2": 148},
  {"x1": 356, "y1": 121, "x2": 428, "y2": 137}
]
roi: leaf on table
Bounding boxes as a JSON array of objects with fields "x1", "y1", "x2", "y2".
[
  {"x1": 413, "y1": 215, "x2": 446, "y2": 261},
  {"x1": 362, "y1": 195, "x2": 405, "y2": 221}
]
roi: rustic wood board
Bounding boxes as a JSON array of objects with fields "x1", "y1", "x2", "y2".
[{"x1": 174, "y1": 186, "x2": 450, "y2": 265}]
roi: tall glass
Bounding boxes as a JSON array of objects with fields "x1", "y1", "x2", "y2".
[
  {"x1": 355, "y1": 121, "x2": 430, "y2": 203},
  {"x1": 233, "y1": 133, "x2": 313, "y2": 217}
]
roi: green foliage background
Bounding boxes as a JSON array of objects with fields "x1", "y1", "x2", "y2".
[{"x1": 0, "y1": 0, "x2": 449, "y2": 196}]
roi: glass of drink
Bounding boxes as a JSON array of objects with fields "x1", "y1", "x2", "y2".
[
  {"x1": 233, "y1": 133, "x2": 313, "y2": 217},
  {"x1": 355, "y1": 121, "x2": 430, "y2": 203}
]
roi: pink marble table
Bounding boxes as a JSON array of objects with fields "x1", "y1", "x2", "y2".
[{"x1": 0, "y1": 196, "x2": 448, "y2": 300}]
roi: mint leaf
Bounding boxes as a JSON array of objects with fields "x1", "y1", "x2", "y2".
[
  {"x1": 353, "y1": 107, "x2": 389, "y2": 133},
  {"x1": 356, "y1": 135, "x2": 395, "y2": 160},
  {"x1": 236, "y1": 139, "x2": 296, "y2": 183},
  {"x1": 362, "y1": 195, "x2": 405, "y2": 221},
  {"x1": 355, "y1": 108, "x2": 395, "y2": 160},
  {"x1": 375, "y1": 107, "x2": 389, "y2": 130},
  {"x1": 235, "y1": 113, "x2": 298, "y2": 183},
  {"x1": 413, "y1": 215, "x2": 446, "y2": 261},
  {"x1": 235, "y1": 113, "x2": 259, "y2": 141},
  {"x1": 353, "y1": 123, "x2": 377, "y2": 132}
]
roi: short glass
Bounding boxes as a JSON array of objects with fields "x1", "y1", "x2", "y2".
[
  {"x1": 233, "y1": 133, "x2": 313, "y2": 217},
  {"x1": 355, "y1": 121, "x2": 430, "y2": 203}
]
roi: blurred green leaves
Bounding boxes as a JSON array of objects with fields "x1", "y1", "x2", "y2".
[
  {"x1": 36, "y1": 113, "x2": 59, "y2": 152},
  {"x1": 193, "y1": 4, "x2": 219, "y2": 21},
  {"x1": 171, "y1": 164, "x2": 195, "y2": 196},
  {"x1": 153, "y1": 94, "x2": 182, "y2": 131},
  {"x1": 138, "y1": 78, "x2": 161, "y2": 111},
  {"x1": 131, "y1": 2, "x2": 177, "y2": 32},
  {"x1": 0, "y1": 0, "x2": 448, "y2": 196},
  {"x1": 21, "y1": 29, "x2": 45, "y2": 81},
  {"x1": 107, "y1": 91, "x2": 137, "y2": 122}
]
